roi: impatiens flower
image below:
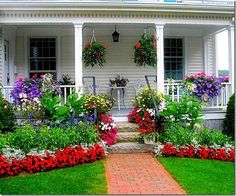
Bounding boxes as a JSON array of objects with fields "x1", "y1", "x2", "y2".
[
  {"x1": 84, "y1": 42, "x2": 91, "y2": 47},
  {"x1": 135, "y1": 43, "x2": 141, "y2": 49}
]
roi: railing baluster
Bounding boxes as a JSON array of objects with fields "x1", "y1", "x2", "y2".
[{"x1": 177, "y1": 85, "x2": 180, "y2": 102}]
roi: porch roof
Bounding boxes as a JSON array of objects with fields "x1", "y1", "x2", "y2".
[{"x1": 0, "y1": 0, "x2": 234, "y2": 16}]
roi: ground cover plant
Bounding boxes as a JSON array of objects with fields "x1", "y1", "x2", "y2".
[
  {"x1": 0, "y1": 160, "x2": 107, "y2": 194},
  {"x1": 158, "y1": 157, "x2": 234, "y2": 195}
]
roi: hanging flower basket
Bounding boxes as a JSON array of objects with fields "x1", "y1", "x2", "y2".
[
  {"x1": 82, "y1": 41, "x2": 106, "y2": 68},
  {"x1": 134, "y1": 34, "x2": 157, "y2": 67}
]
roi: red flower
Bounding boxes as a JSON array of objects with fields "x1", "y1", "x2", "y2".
[
  {"x1": 84, "y1": 42, "x2": 91, "y2": 47},
  {"x1": 135, "y1": 43, "x2": 141, "y2": 49}
]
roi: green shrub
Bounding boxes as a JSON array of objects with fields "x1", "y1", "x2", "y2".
[
  {"x1": 7, "y1": 124, "x2": 36, "y2": 153},
  {"x1": 0, "y1": 135, "x2": 7, "y2": 153},
  {"x1": 4, "y1": 123, "x2": 99, "y2": 152},
  {"x1": 0, "y1": 92, "x2": 16, "y2": 133},
  {"x1": 223, "y1": 93, "x2": 235, "y2": 139},
  {"x1": 159, "y1": 123, "x2": 195, "y2": 146},
  {"x1": 160, "y1": 94, "x2": 203, "y2": 128},
  {"x1": 197, "y1": 128, "x2": 233, "y2": 146}
]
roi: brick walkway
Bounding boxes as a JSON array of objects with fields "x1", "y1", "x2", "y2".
[{"x1": 105, "y1": 153, "x2": 186, "y2": 194}]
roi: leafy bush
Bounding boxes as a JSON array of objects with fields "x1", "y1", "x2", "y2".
[
  {"x1": 160, "y1": 94, "x2": 203, "y2": 128},
  {"x1": 197, "y1": 128, "x2": 233, "y2": 146},
  {"x1": 0, "y1": 135, "x2": 7, "y2": 153},
  {"x1": 7, "y1": 124, "x2": 36, "y2": 153},
  {"x1": 0, "y1": 92, "x2": 16, "y2": 133},
  {"x1": 132, "y1": 86, "x2": 163, "y2": 109},
  {"x1": 159, "y1": 123, "x2": 233, "y2": 147},
  {"x1": 159, "y1": 123, "x2": 195, "y2": 146},
  {"x1": 223, "y1": 93, "x2": 235, "y2": 139},
  {"x1": 83, "y1": 94, "x2": 115, "y2": 114},
  {"x1": 4, "y1": 123, "x2": 99, "y2": 153}
]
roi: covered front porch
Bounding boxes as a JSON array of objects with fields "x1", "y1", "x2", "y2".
[{"x1": 0, "y1": 21, "x2": 234, "y2": 112}]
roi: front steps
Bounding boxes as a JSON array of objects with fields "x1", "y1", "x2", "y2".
[
  {"x1": 107, "y1": 121, "x2": 156, "y2": 154},
  {"x1": 106, "y1": 142, "x2": 155, "y2": 154}
]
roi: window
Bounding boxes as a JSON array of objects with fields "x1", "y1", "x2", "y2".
[
  {"x1": 29, "y1": 38, "x2": 56, "y2": 78},
  {"x1": 164, "y1": 38, "x2": 183, "y2": 80}
]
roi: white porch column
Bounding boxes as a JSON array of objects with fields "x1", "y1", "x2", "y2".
[
  {"x1": 74, "y1": 23, "x2": 83, "y2": 94},
  {"x1": 228, "y1": 25, "x2": 234, "y2": 93},
  {"x1": 155, "y1": 24, "x2": 165, "y2": 93}
]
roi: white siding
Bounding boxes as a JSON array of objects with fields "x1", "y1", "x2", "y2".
[
  {"x1": 0, "y1": 27, "x2": 3, "y2": 84},
  {"x1": 61, "y1": 35, "x2": 75, "y2": 80},
  {"x1": 185, "y1": 36, "x2": 204, "y2": 75},
  {"x1": 15, "y1": 36, "x2": 25, "y2": 79},
  {"x1": 207, "y1": 35, "x2": 216, "y2": 75}
]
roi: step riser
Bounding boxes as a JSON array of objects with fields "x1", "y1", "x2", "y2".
[{"x1": 106, "y1": 143, "x2": 155, "y2": 154}]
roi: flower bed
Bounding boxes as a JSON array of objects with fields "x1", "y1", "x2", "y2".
[
  {"x1": 154, "y1": 143, "x2": 234, "y2": 162},
  {"x1": 0, "y1": 143, "x2": 104, "y2": 177}
]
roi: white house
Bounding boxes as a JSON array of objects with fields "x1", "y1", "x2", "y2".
[{"x1": 0, "y1": 0, "x2": 234, "y2": 126}]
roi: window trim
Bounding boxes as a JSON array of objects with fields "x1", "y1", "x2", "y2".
[
  {"x1": 164, "y1": 36, "x2": 185, "y2": 81},
  {"x1": 28, "y1": 36, "x2": 57, "y2": 78}
]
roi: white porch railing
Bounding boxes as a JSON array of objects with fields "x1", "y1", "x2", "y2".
[
  {"x1": 164, "y1": 82, "x2": 232, "y2": 109},
  {"x1": 0, "y1": 82, "x2": 232, "y2": 109}
]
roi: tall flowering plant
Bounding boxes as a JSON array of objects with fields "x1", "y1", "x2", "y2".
[
  {"x1": 184, "y1": 73, "x2": 223, "y2": 102},
  {"x1": 82, "y1": 41, "x2": 106, "y2": 67},
  {"x1": 134, "y1": 34, "x2": 157, "y2": 67}
]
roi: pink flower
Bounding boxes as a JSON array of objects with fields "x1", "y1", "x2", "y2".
[
  {"x1": 40, "y1": 74, "x2": 44, "y2": 79},
  {"x1": 17, "y1": 77, "x2": 24, "y2": 82}
]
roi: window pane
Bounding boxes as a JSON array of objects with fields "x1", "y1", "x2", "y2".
[
  {"x1": 29, "y1": 38, "x2": 56, "y2": 72},
  {"x1": 164, "y1": 38, "x2": 183, "y2": 80}
]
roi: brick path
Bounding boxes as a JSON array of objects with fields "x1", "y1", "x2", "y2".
[{"x1": 105, "y1": 153, "x2": 186, "y2": 194}]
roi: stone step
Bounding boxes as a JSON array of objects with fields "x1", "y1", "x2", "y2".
[
  {"x1": 115, "y1": 122, "x2": 140, "y2": 132},
  {"x1": 112, "y1": 116, "x2": 128, "y2": 122},
  {"x1": 116, "y1": 132, "x2": 139, "y2": 143},
  {"x1": 106, "y1": 142, "x2": 156, "y2": 154}
]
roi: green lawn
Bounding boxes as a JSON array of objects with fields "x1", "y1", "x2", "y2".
[
  {"x1": 0, "y1": 160, "x2": 107, "y2": 194},
  {"x1": 158, "y1": 157, "x2": 235, "y2": 195}
]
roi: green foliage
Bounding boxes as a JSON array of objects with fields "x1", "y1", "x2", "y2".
[
  {"x1": 158, "y1": 157, "x2": 234, "y2": 195},
  {"x1": 3, "y1": 123, "x2": 99, "y2": 152},
  {"x1": 197, "y1": 128, "x2": 233, "y2": 146},
  {"x1": 0, "y1": 161, "x2": 107, "y2": 194},
  {"x1": 0, "y1": 92, "x2": 16, "y2": 133},
  {"x1": 134, "y1": 34, "x2": 157, "y2": 67},
  {"x1": 159, "y1": 123, "x2": 233, "y2": 147},
  {"x1": 132, "y1": 86, "x2": 164, "y2": 109},
  {"x1": 82, "y1": 41, "x2": 106, "y2": 67},
  {"x1": 83, "y1": 94, "x2": 115, "y2": 114},
  {"x1": 39, "y1": 92, "x2": 61, "y2": 120},
  {"x1": 66, "y1": 92, "x2": 84, "y2": 116},
  {"x1": 0, "y1": 134, "x2": 7, "y2": 153},
  {"x1": 7, "y1": 124, "x2": 36, "y2": 153},
  {"x1": 160, "y1": 94, "x2": 203, "y2": 128},
  {"x1": 159, "y1": 123, "x2": 195, "y2": 146},
  {"x1": 223, "y1": 93, "x2": 235, "y2": 139}
]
